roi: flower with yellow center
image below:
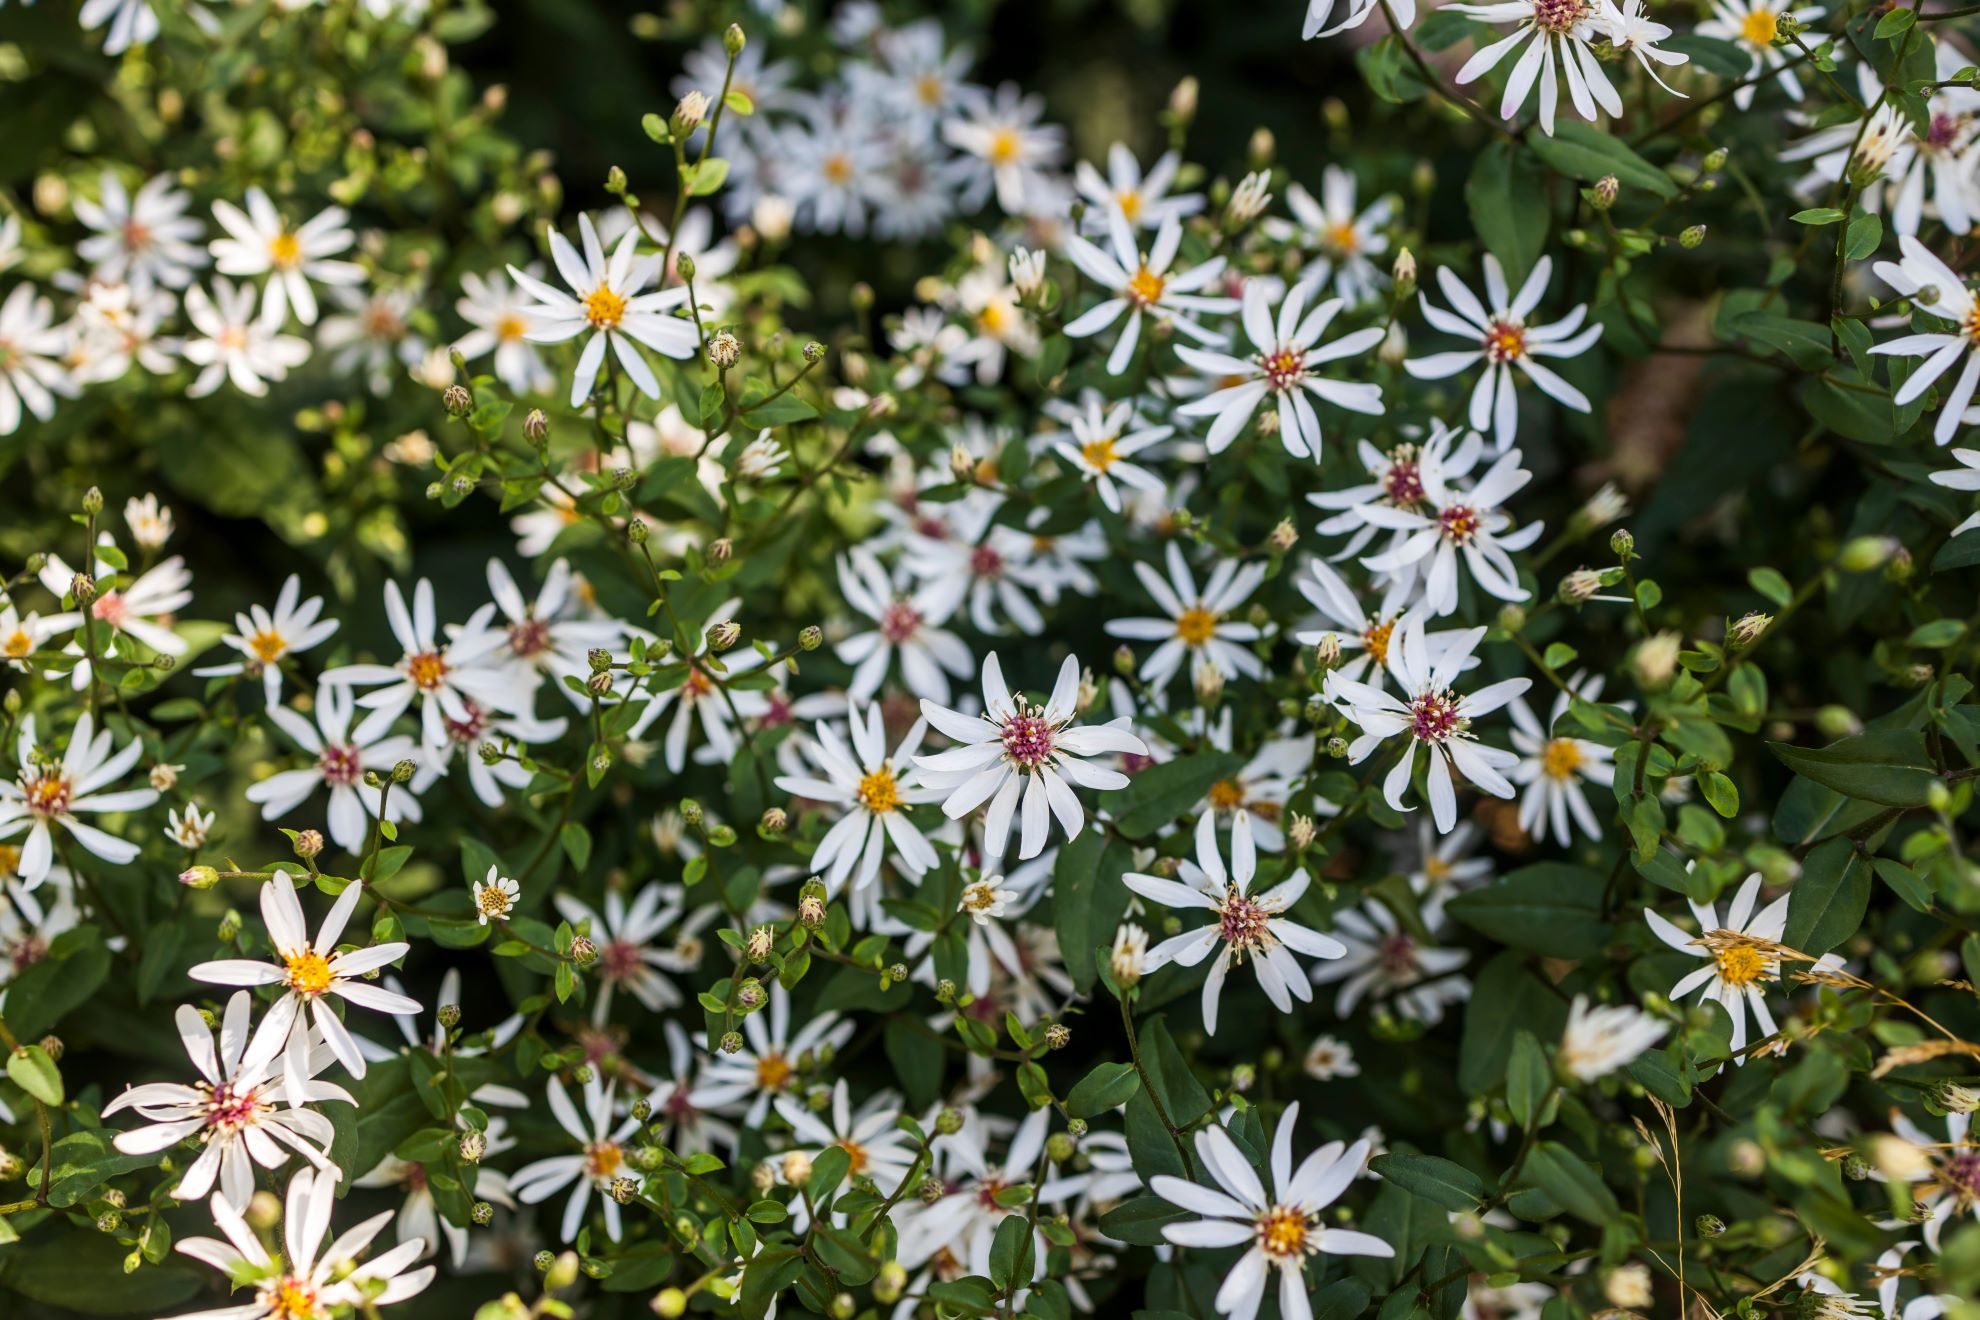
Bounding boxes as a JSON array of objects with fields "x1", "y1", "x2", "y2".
[
  {"x1": 987, "y1": 128, "x2": 1022, "y2": 166},
  {"x1": 755, "y1": 1052, "x2": 793, "y2": 1092},
  {"x1": 583, "y1": 285, "x2": 628, "y2": 330},
  {"x1": 1126, "y1": 264, "x2": 1168, "y2": 306},
  {"x1": 258, "y1": 1276, "x2": 325, "y2": 1320},
  {"x1": 284, "y1": 949, "x2": 335, "y2": 997},
  {"x1": 1081, "y1": 434, "x2": 1120, "y2": 472},
  {"x1": 1643, "y1": 873, "x2": 1809, "y2": 1066},
  {"x1": 1206, "y1": 779, "x2": 1247, "y2": 811},
  {"x1": 1540, "y1": 737, "x2": 1584, "y2": 781},
  {"x1": 1712, "y1": 940, "x2": 1772, "y2": 989},
  {"x1": 856, "y1": 765, "x2": 903, "y2": 814},
  {"x1": 1255, "y1": 1205, "x2": 1318, "y2": 1259},
  {"x1": 584, "y1": 1139, "x2": 625, "y2": 1183},
  {"x1": 1174, "y1": 605, "x2": 1219, "y2": 646},
  {"x1": 1739, "y1": 7, "x2": 1777, "y2": 45},
  {"x1": 248, "y1": 628, "x2": 288, "y2": 664},
  {"x1": 266, "y1": 231, "x2": 302, "y2": 270}
]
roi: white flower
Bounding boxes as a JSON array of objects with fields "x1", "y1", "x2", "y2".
[
  {"x1": 622, "y1": 601, "x2": 771, "y2": 773},
  {"x1": 1074, "y1": 144, "x2": 1203, "y2": 231},
  {"x1": 454, "y1": 267, "x2": 556, "y2": 396},
  {"x1": 355, "y1": 1135, "x2": 516, "y2": 1269},
  {"x1": 1309, "y1": 426, "x2": 1490, "y2": 566},
  {"x1": 1507, "y1": 677, "x2": 1617, "y2": 845},
  {"x1": 1009, "y1": 245, "x2": 1047, "y2": 298},
  {"x1": 1175, "y1": 279, "x2": 1385, "y2": 458},
  {"x1": 317, "y1": 284, "x2": 426, "y2": 395},
  {"x1": 641, "y1": 1021, "x2": 743, "y2": 1156},
  {"x1": 942, "y1": 82, "x2": 1065, "y2": 215},
  {"x1": 779, "y1": 106, "x2": 894, "y2": 238},
  {"x1": 1150, "y1": 1102, "x2": 1393, "y2": 1320},
  {"x1": 552, "y1": 883, "x2": 708, "y2": 1024},
  {"x1": 1110, "y1": 921, "x2": 1150, "y2": 986},
  {"x1": 1404, "y1": 818, "x2": 1495, "y2": 898},
  {"x1": 100, "y1": 991, "x2": 351, "y2": 1209},
  {"x1": 473, "y1": 867, "x2": 520, "y2": 924},
  {"x1": 36, "y1": 541, "x2": 192, "y2": 691},
  {"x1": 1642, "y1": 873, "x2": 1828, "y2": 1065},
  {"x1": 1881, "y1": 1112, "x2": 1979, "y2": 1253},
  {"x1": 165, "y1": 801, "x2": 213, "y2": 849},
  {"x1": 1124, "y1": 812, "x2": 1346, "y2": 1033},
  {"x1": 834, "y1": 547, "x2": 974, "y2": 704},
  {"x1": 0, "y1": 214, "x2": 20, "y2": 274},
  {"x1": 124, "y1": 493, "x2": 174, "y2": 549},
  {"x1": 1051, "y1": 396, "x2": 1171, "y2": 515},
  {"x1": 1404, "y1": 255, "x2": 1602, "y2": 450},
  {"x1": 191, "y1": 573, "x2": 340, "y2": 706},
  {"x1": 246, "y1": 683, "x2": 423, "y2": 855},
  {"x1": 188, "y1": 871, "x2": 421, "y2": 1078},
  {"x1": 902, "y1": 498, "x2": 1055, "y2": 636},
  {"x1": 75, "y1": 171, "x2": 206, "y2": 292},
  {"x1": 208, "y1": 187, "x2": 364, "y2": 327},
  {"x1": 774, "y1": 701, "x2": 940, "y2": 894},
  {"x1": 0, "y1": 282, "x2": 75, "y2": 435},
  {"x1": 1694, "y1": 0, "x2": 1825, "y2": 110},
  {"x1": 1447, "y1": 0, "x2": 1622, "y2": 136},
  {"x1": 1063, "y1": 208, "x2": 1238, "y2": 375},
  {"x1": 914, "y1": 652, "x2": 1146, "y2": 860},
  {"x1": 319, "y1": 578, "x2": 539, "y2": 753},
  {"x1": 0, "y1": 713, "x2": 157, "y2": 887},
  {"x1": 173, "y1": 1166, "x2": 434, "y2": 1319},
  {"x1": 1557, "y1": 993, "x2": 1667, "y2": 1081},
  {"x1": 1327, "y1": 616, "x2": 1530, "y2": 833},
  {"x1": 1871, "y1": 235, "x2": 1980, "y2": 445},
  {"x1": 1106, "y1": 542, "x2": 1269, "y2": 690},
  {"x1": 180, "y1": 277, "x2": 313, "y2": 396},
  {"x1": 1269, "y1": 168, "x2": 1394, "y2": 307},
  {"x1": 508, "y1": 212, "x2": 696, "y2": 408},
  {"x1": 1311, "y1": 899, "x2": 1474, "y2": 1023},
  {"x1": 0, "y1": 599, "x2": 63, "y2": 671},
  {"x1": 898, "y1": 1107, "x2": 1052, "y2": 1273},
  {"x1": 1930, "y1": 448, "x2": 1980, "y2": 536},
  {"x1": 696, "y1": 984, "x2": 856, "y2": 1126},
  {"x1": 1303, "y1": 1034, "x2": 1359, "y2": 1080},
  {"x1": 1595, "y1": 0, "x2": 1689, "y2": 94},
  {"x1": 773, "y1": 1079, "x2": 916, "y2": 1223},
  {"x1": 1355, "y1": 448, "x2": 1544, "y2": 617},
  {"x1": 958, "y1": 876, "x2": 1021, "y2": 926},
  {"x1": 1303, "y1": 0, "x2": 1406, "y2": 39},
  {"x1": 510, "y1": 1073, "x2": 643, "y2": 1243},
  {"x1": 484, "y1": 556, "x2": 624, "y2": 702},
  {"x1": 734, "y1": 431, "x2": 788, "y2": 479}
]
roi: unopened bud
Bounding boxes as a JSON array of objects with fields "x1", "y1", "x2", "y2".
[
  {"x1": 392, "y1": 759, "x2": 416, "y2": 784},
  {"x1": 707, "y1": 619, "x2": 741, "y2": 651},
  {"x1": 1391, "y1": 247, "x2": 1416, "y2": 298},
  {"x1": 295, "y1": 829, "x2": 324, "y2": 860},
  {"x1": 471, "y1": 1200, "x2": 494, "y2": 1226},
  {"x1": 719, "y1": 1030, "x2": 743, "y2": 1054},
  {"x1": 708, "y1": 331, "x2": 741, "y2": 368},
  {"x1": 1590, "y1": 175, "x2": 1619, "y2": 211},
  {"x1": 723, "y1": 22, "x2": 746, "y2": 55},
  {"x1": 1268, "y1": 518, "x2": 1297, "y2": 553},
  {"x1": 1839, "y1": 535, "x2": 1899, "y2": 572},
  {"x1": 760, "y1": 807, "x2": 787, "y2": 834},
  {"x1": 1288, "y1": 812, "x2": 1316, "y2": 849},
  {"x1": 1610, "y1": 528, "x2": 1635, "y2": 560},
  {"x1": 746, "y1": 926, "x2": 775, "y2": 963},
  {"x1": 708, "y1": 537, "x2": 732, "y2": 563},
  {"x1": 1728, "y1": 611, "x2": 1771, "y2": 649},
  {"x1": 179, "y1": 865, "x2": 219, "y2": 890},
  {"x1": 673, "y1": 90, "x2": 708, "y2": 133},
  {"x1": 935, "y1": 1107, "x2": 964, "y2": 1136},
  {"x1": 798, "y1": 625, "x2": 823, "y2": 651},
  {"x1": 797, "y1": 893, "x2": 826, "y2": 928},
  {"x1": 524, "y1": 408, "x2": 548, "y2": 442},
  {"x1": 1045, "y1": 1023, "x2": 1070, "y2": 1050},
  {"x1": 1559, "y1": 568, "x2": 1603, "y2": 604},
  {"x1": 82, "y1": 486, "x2": 105, "y2": 516},
  {"x1": 443, "y1": 384, "x2": 473, "y2": 417},
  {"x1": 1695, "y1": 1214, "x2": 1726, "y2": 1238},
  {"x1": 460, "y1": 1130, "x2": 487, "y2": 1163},
  {"x1": 570, "y1": 935, "x2": 597, "y2": 966},
  {"x1": 1678, "y1": 225, "x2": 1706, "y2": 249},
  {"x1": 1168, "y1": 76, "x2": 1198, "y2": 123}
]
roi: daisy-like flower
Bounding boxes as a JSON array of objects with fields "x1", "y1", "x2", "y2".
[
  {"x1": 1446, "y1": 0, "x2": 1622, "y2": 135},
  {"x1": 834, "y1": 548, "x2": 974, "y2": 704},
  {"x1": 1355, "y1": 448, "x2": 1543, "y2": 617},
  {"x1": 1124, "y1": 812, "x2": 1345, "y2": 1033},
  {"x1": 1310, "y1": 426, "x2": 1489, "y2": 563},
  {"x1": 1311, "y1": 898, "x2": 1474, "y2": 1023},
  {"x1": 1882, "y1": 1111, "x2": 1980, "y2": 1253},
  {"x1": 188, "y1": 871, "x2": 421, "y2": 1078},
  {"x1": 1327, "y1": 616, "x2": 1530, "y2": 833},
  {"x1": 696, "y1": 984, "x2": 856, "y2": 1126},
  {"x1": 1871, "y1": 235, "x2": 1980, "y2": 445},
  {"x1": 0, "y1": 598, "x2": 66, "y2": 671},
  {"x1": 1269, "y1": 168, "x2": 1394, "y2": 307},
  {"x1": 509, "y1": 212, "x2": 696, "y2": 407},
  {"x1": 1930, "y1": 449, "x2": 1980, "y2": 536},
  {"x1": 1074, "y1": 144, "x2": 1204, "y2": 231},
  {"x1": 74, "y1": 171, "x2": 206, "y2": 292},
  {"x1": 36, "y1": 541, "x2": 192, "y2": 690},
  {"x1": 1595, "y1": 0, "x2": 1690, "y2": 93},
  {"x1": 1302, "y1": 0, "x2": 1402, "y2": 38},
  {"x1": 208, "y1": 187, "x2": 364, "y2": 328},
  {"x1": 317, "y1": 284, "x2": 426, "y2": 395},
  {"x1": 1507, "y1": 678, "x2": 1617, "y2": 845},
  {"x1": 1104, "y1": 541, "x2": 1269, "y2": 689},
  {"x1": 774, "y1": 702, "x2": 940, "y2": 895},
  {"x1": 0, "y1": 282, "x2": 74, "y2": 435},
  {"x1": 774, "y1": 1079, "x2": 916, "y2": 1223},
  {"x1": 1695, "y1": 0, "x2": 1825, "y2": 110},
  {"x1": 190, "y1": 573, "x2": 339, "y2": 706},
  {"x1": 164, "y1": 800, "x2": 213, "y2": 849},
  {"x1": 1642, "y1": 873, "x2": 1831, "y2": 1065},
  {"x1": 1063, "y1": 207, "x2": 1238, "y2": 375},
  {"x1": 898, "y1": 1107, "x2": 1053, "y2": 1275},
  {"x1": 246, "y1": 683, "x2": 422, "y2": 855},
  {"x1": 174, "y1": 1166, "x2": 434, "y2": 1320},
  {"x1": 319, "y1": 578, "x2": 538, "y2": 753},
  {"x1": 958, "y1": 875, "x2": 1022, "y2": 927},
  {"x1": 915, "y1": 652, "x2": 1147, "y2": 860},
  {"x1": 903, "y1": 498, "x2": 1056, "y2": 637},
  {"x1": 1404, "y1": 255, "x2": 1602, "y2": 450},
  {"x1": 100, "y1": 991, "x2": 351, "y2": 1210},
  {"x1": 473, "y1": 867, "x2": 520, "y2": 925},
  {"x1": 1402, "y1": 818, "x2": 1495, "y2": 899},
  {"x1": 1557, "y1": 993, "x2": 1667, "y2": 1081},
  {"x1": 942, "y1": 82, "x2": 1066, "y2": 215},
  {"x1": 1051, "y1": 396, "x2": 1172, "y2": 514},
  {"x1": 1303, "y1": 1034, "x2": 1359, "y2": 1080},
  {"x1": 484, "y1": 557, "x2": 624, "y2": 702},
  {"x1": 510, "y1": 1073, "x2": 643, "y2": 1243},
  {"x1": 623, "y1": 602, "x2": 772, "y2": 774},
  {"x1": 453, "y1": 267, "x2": 556, "y2": 396},
  {"x1": 180, "y1": 277, "x2": 313, "y2": 397},
  {"x1": 125, "y1": 493, "x2": 174, "y2": 550},
  {"x1": 1150, "y1": 1102, "x2": 1392, "y2": 1320},
  {"x1": 1175, "y1": 279, "x2": 1386, "y2": 458},
  {"x1": 0, "y1": 714, "x2": 157, "y2": 888},
  {"x1": 642, "y1": 1021, "x2": 743, "y2": 1156},
  {"x1": 552, "y1": 883, "x2": 707, "y2": 1024}
]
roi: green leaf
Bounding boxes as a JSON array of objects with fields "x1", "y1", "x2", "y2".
[
  {"x1": 1095, "y1": 1194, "x2": 1190, "y2": 1245},
  {"x1": 1065, "y1": 1061, "x2": 1140, "y2": 1118},
  {"x1": 989, "y1": 1214, "x2": 1034, "y2": 1291},
  {"x1": 1505, "y1": 1031, "x2": 1549, "y2": 1130},
  {"x1": 1747, "y1": 567, "x2": 1793, "y2": 607},
  {"x1": 682, "y1": 156, "x2": 731, "y2": 196},
  {"x1": 1700, "y1": 770, "x2": 1740, "y2": 818},
  {"x1": 1844, "y1": 209, "x2": 1883, "y2": 261},
  {"x1": 7, "y1": 1043, "x2": 63, "y2": 1106},
  {"x1": 1874, "y1": 5, "x2": 1916, "y2": 38},
  {"x1": 1465, "y1": 142, "x2": 1549, "y2": 287},
  {"x1": 1460, "y1": 952, "x2": 1568, "y2": 1094},
  {"x1": 1365, "y1": 1152, "x2": 1487, "y2": 1212},
  {"x1": 1728, "y1": 311, "x2": 1834, "y2": 370},
  {"x1": 1790, "y1": 207, "x2": 1847, "y2": 225},
  {"x1": 1052, "y1": 828, "x2": 1132, "y2": 991},
  {"x1": 1768, "y1": 729, "x2": 1940, "y2": 807},
  {"x1": 1518, "y1": 1141, "x2": 1618, "y2": 1224},
  {"x1": 0, "y1": 1231, "x2": 203, "y2": 1314},
  {"x1": 1099, "y1": 752, "x2": 1246, "y2": 839},
  {"x1": 36, "y1": 1129, "x2": 160, "y2": 1207},
  {"x1": 1784, "y1": 837, "x2": 1871, "y2": 955},
  {"x1": 1528, "y1": 122, "x2": 1678, "y2": 199},
  {"x1": 1446, "y1": 864, "x2": 1610, "y2": 960}
]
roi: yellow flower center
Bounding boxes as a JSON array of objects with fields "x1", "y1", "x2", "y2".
[
  {"x1": 1364, "y1": 617, "x2": 1396, "y2": 665},
  {"x1": 988, "y1": 128, "x2": 1022, "y2": 165},
  {"x1": 755, "y1": 1051, "x2": 793, "y2": 1091},
  {"x1": 1207, "y1": 779, "x2": 1246, "y2": 811},
  {"x1": 1422, "y1": 855, "x2": 1452, "y2": 884},
  {"x1": 476, "y1": 885, "x2": 514, "y2": 919},
  {"x1": 916, "y1": 73, "x2": 944, "y2": 105},
  {"x1": 583, "y1": 286, "x2": 627, "y2": 329},
  {"x1": 857, "y1": 766, "x2": 902, "y2": 814},
  {"x1": 0, "y1": 844, "x2": 19, "y2": 877},
  {"x1": 497, "y1": 313, "x2": 530, "y2": 342},
  {"x1": 260, "y1": 1276, "x2": 324, "y2": 1320},
  {"x1": 1326, "y1": 220, "x2": 1359, "y2": 253},
  {"x1": 1541, "y1": 738, "x2": 1584, "y2": 781},
  {"x1": 2, "y1": 629, "x2": 30, "y2": 658},
  {"x1": 823, "y1": 153, "x2": 853, "y2": 186},
  {"x1": 1964, "y1": 305, "x2": 1980, "y2": 344},
  {"x1": 840, "y1": 1139, "x2": 868, "y2": 1174},
  {"x1": 1175, "y1": 606, "x2": 1218, "y2": 646},
  {"x1": 1126, "y1": 264, "x2": 1167, "y2": 306},
  {"x1": 268, "y1": 232, "x2": 302, "y2": 270},
  {"x1": 1255, "y1": 1205, "x2": 1314, "y2": 1259},
  {"x1": 1117, "y1": 189, "x2": 1143, "y2": 222},
  {"x1": 249, "y1": 629, "x2": 288, "y2": 664},
  {"x1": 1714, "y1": 942, "x2": 1772, "y2": 988},
  {"x1": 585, "y1": 1139, "x2": 624, "y2": 1181},
  {"x1": 978, "y1": 300, "x2": 1010, "y2": 335},
  {"x1": 406, "y1": 650, "x2": 449, "y2": 690},
  {"x1": 1740, "y1": 8, "x2": 1778, "y2": 45},
  {"x1": 1081, "y1": 435, "x2": 1120, "y2": 472},
  {"x1": 285, "y1": 949, "x2": 334, "y2": 997}
]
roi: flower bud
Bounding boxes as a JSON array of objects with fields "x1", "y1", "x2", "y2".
[
  {"x1": 1839, "y1": 535, "x2": 1899, "y2": 572},
  {"x1": 179, "y1": 865, "x2": 219, "y2": 890},
  {"x1": 1590, "y1": 175, "x2": 1619, "y2": 211},
  {"x1": 935, "y1": 1107, "x2": 964, "y2": 1136},
  {"x1": 392, "y1": 759, "x2": 417, "y2": 784},
  {"x1": 1728, "y1": 611, "x2": 1771, "y2": 649},
  {"x1": 443, "y1": 384, "x2": 473, "y2": 417},
  {"x1": 570, "y1": 935, "x2": 598, "y2": 966},
  {"x1": 780, "y1": 1151, "x2": 812, "y2": 1184},
  {"x1": 1326, "y1": 736, "x2": 1349, "y2": 759},
  {"x1": 798, "y1": 624, "x2": 823, "y2": 651},
  {"x1": 1931, "y1": 1080, "x2": 1979, "y2": 1113},
  {"x1": 1695, "y1": 1213, "x2": 1726, "y2": 1238},
  {"x1": 246, "y1": 1190, "x2": 281, "y2": 1228},
  {"x1": 873, "y1": 1261, "x2": 908, "y2": 1305},
  {"x1": 1194, "y1": 663, "x2": 1225, "y2": 707},
  {"x1": 437, "y1": 1003, "x2": 461, "y2": 1029},
  {"x1": 1391, "y1": 247, "x2": 1416, "y2": 298},
  {"x1": 804, "y1": 340, "x2": 826, "y2": 364},
  {"x1": 70, "y1": 572, "x2": 97, "y2": 604},
  {"x1": 707, "y1": 619, "x2": 741, "y2": 651},
  {"x1": 1678, "y1": 225, "x2": 1706, "y2": 249},
  {"x1": 1559, "y1": 568, "x2": 1603, "y2": 604},
  {"x1": 1610, "y1": 528, "x2": 1635, "y2": 560},
  {"x1": 1045, "y1": 1023, "x2": 1070, "y2": 1050},
  {"x1": 546, "y1": 1251, "x2": 581, "y2": 1291},
  {"x1": 797, "y1": 892, "x2": 826, "y2": 928},
  {"x1": 719, "y1": 1030, "x2": 743, "y2": 1054},
  {"x1": 1168, "y1": 75, "x2": 1198, "y2": 123},
  {"x1": 471, "y1": 1200, "x2": 494, "y2": 1226},
  {"x1": 709, "y1": 537, "x2": 733, "y2": 563},
  {"x1": 524, "y1": 408, "x2": 548, "y2": 443},
  {"x1": 673, "y1": 90, "x2": 708, "y2": 133},
  {"x1": 724, "y1": 22, "x2": 746, "y2": 54},
  {"x1": 675, "y1": 253, "x2": 696, "y2": 282},
  {"x1": 918, "y1": 1176, "x2": 946, "y2": 1205},
  {"x1": 652, "y1": 1288, "x2": 688, "y2": 1318},
  {"x1": 460, "y1": 1130, "x2": 487, "y2": 1163},
  {"x1": 295, "y1": 829, "x2": 324, "y2": 860},
  {"x1": 708, "y1": 331, "x2": 741, "y2": 368},
  {"x1": 1633, "y1": 631, "x2": 1682, "y2": 688},
  {"x1": 746, "y1": 926, "x2": 775, "y2": 963}
]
